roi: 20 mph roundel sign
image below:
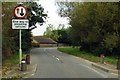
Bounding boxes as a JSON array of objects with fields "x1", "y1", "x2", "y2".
[{"x1": 14, "y1": 5, "x2": 27, "y2": 19}]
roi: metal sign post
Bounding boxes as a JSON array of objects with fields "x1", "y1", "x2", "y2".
[
  {"x1": 19, "y1": 29, "x2": 22, "y2": 65},
  {"x1": 12, "y1": 4, "x2": 28, "y2": 66},
  {"x1": 12, "y1": 19, "x2": 29, "y2": 65}
]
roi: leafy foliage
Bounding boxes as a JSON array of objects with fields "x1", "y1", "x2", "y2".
[
  {"x1": 56, "y1": 2, "x2": 120, "y2": 56},
  {"x1": 2, "y1": 2, "x2": 47, "y2": 60},
  {"x1": 25, "y1": 2, "x2": 47, "y2": 29},
  {"x1": 44, "y1": 24, "x2": 72, "y2": 44},
  {"x1": 2, "y1": 2, "x2": 18, "y2": 59}
]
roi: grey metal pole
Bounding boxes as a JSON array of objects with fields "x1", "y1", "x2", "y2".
[
  {"x1": 19, "y1": 29, "x2": 22, "y2": 65},
  {"x1": 17, "y1": 2, "x2": 23, "y2": 66}
]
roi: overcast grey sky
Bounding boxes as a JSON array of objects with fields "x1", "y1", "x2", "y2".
[{"x1": 32, "y1": 0, "x2": 69, "y2": 36}]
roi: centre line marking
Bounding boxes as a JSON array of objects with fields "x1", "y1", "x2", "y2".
[{"x1": 56, "y1": 57, "x2": 60, "y2": 61}]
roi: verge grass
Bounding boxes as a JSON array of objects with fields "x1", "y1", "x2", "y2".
[
  {"x1": 3, "y1": 53, "x2": 26, "y2": 66},
  {"x1": 58, "y1": 47, "x2": 116, "y2": 65},
  {"x1": 2, "y1": 52, "x2": 26, "y2": 75}
]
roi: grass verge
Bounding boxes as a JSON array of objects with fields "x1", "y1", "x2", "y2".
[
  {"x1": 2, "y1": 52, "x2": 26, "y2": 75},
  {"x1": 58, "y1": 47, "x2": 116, "y2": 65},
  {"x1": 3, "y1": 52, "x2": 26, "y2": 66}
]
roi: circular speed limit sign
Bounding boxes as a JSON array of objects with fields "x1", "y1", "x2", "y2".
[{"x1": 14, "y1": 5, "x2": 28, "y2": 19}]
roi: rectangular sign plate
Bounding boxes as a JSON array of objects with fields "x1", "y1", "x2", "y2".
[{"x1": 12, "y1": 19, "x2": 29, "y2": 29}]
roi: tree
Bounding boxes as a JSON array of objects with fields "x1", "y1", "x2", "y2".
[
  {"x1": 56, "y1": 2, "x2": 74, "y2": 17},
  {"x1": 25, "y1": 2, "x2": 47, "y2": 29},
  {"x1": 44, "y1": 24, "x2": 54, "y2": 37},
  {"x1": 44, "y1": 24, "x2": 72, "y2": 45},
  {"x1": 2, "y1": 2, "x2": 48, "y2": 60},
  {"x1": 56, "y1": 2, "x2": 120, "y2": 56},
  {"x1": 2, "y1": 2, "x2": 18, "y2": 59}
]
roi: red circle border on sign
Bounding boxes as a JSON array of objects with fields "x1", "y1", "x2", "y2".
[{"x1": 13, "y1": 5, "x2": 28, "y2": 19}]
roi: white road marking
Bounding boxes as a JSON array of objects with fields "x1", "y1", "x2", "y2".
[
  {"x1": 80, "y1": 64, "x2": 108, "y2": 78},
  {"x1": 34, "y1": 64, "x2": 38, "y2": 73},
  {"x1": 110, "y1": 73, "x2": 118, "y2": 75},
  {"x1": 24, "y1": 77, "x2": 28, "y2": 78},
  {"x1": 47, "y1": 52, "x2": 60, "y2": 61},
  {"x1": 56, "y1": 57, "x2": 60, "y2": 61},
  {"x1": 74, "y1": 56, "x2": 93, "y2": 64},
  {"x1": 31, "y1": 73, "x2": 35, "y2": 76}
]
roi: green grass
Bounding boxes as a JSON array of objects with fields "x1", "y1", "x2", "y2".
[
  {"x1": 3, "y1": 52, "x2": 26, "y2": 66},
  {"x1": 58, "y1": 47, "x2": 116, "y2": 65},
  {"x1": 2, "y1": 52, "x2": 27, "y2": 75}
]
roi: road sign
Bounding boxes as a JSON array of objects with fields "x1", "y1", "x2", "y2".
[
  {"x1": 12, "y1": 19, "x2": 29, "y2": 29},
  {"x1": 14, "y1": 5, "x2": 27, "y2": 19},
  {"x1": 13, "y1": 4, "x2": 29, "y2": 66}
]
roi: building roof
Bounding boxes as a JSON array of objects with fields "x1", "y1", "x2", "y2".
[{"x1": 33, "y1": 36, "x2": 57, "y2": 44}]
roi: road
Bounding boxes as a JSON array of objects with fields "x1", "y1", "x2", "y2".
[{"x1": 30, "y1": 47, "x2": 118, "y2": 78}]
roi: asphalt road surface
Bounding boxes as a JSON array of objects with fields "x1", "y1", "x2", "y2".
[{"x1": 30, "y1": 47, "x2": 118, "y2": 78}]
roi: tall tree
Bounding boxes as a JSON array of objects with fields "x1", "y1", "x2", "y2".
[
  {"x1": 26, "y1": 2, "x2": 47, "y2": 29},
  {"x1": 56, "y1": 2, "x2": 120, "y2": 56},
  {"x1": 2, "y1": 2, "x2": 48, "y2": 60},
  {"x1": 2, "y1": 2, "x2": 18, "y2": 59},
  {"x1": 44, "y1": 24, "x2": 72, "y2": 44}
]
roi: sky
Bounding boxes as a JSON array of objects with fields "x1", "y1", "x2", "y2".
[{"x1": 32, "y1": 0, "x2": 69, "y2": 36}]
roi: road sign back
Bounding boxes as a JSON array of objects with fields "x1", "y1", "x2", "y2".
[{"x1": 14, "y1": 5, "x2": 27, "y2": 19}]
